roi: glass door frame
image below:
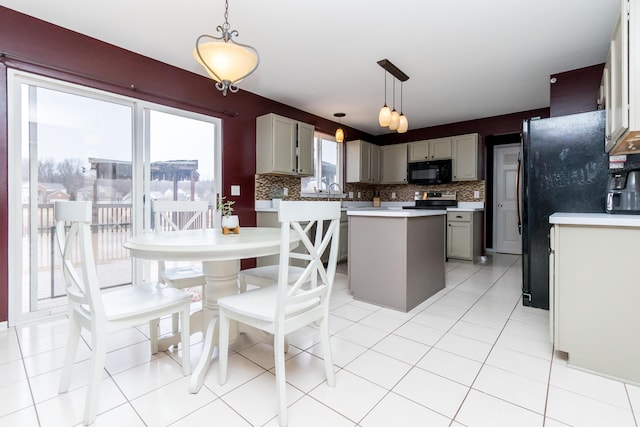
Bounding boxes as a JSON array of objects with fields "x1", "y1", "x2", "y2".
[{"x1": 7, "y1": 69, "x2": 222, "y2": 325}]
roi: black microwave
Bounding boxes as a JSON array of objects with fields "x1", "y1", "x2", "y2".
[{"x1": 407, "y1": 159, "x2": 452, "y2": 185}]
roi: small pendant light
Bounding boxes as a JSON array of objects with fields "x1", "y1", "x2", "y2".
[
  {"x1": 388, "y1": 79, "x2": 400, "y2": 131},
  {"x1": 378, "y1": 71, "x2": 391, "y2": 127},
  {"x1": 334, "y1": 113, "x2": 345, "y2": 142},
  {"x1": 398, "y1": 81, "x2": 408, "y2": 133}
]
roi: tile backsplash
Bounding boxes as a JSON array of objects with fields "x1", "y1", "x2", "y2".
[{"x1": 255, "y1": 174, "x2": 485, "y2": 203}]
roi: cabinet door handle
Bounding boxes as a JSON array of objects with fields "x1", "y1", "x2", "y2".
[{"x1": 456, "y1": 215, "x2": 463, "y2": 218}]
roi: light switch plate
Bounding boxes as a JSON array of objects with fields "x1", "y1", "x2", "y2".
[
  {"x1": 231, "y1": 185, "x2": 240, "y2": 196},
  {"x1": 473, "y1": 190, "x2": 480, "y2": 199}
]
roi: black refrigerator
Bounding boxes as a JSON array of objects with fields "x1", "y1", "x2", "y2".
[{"x1": 521, "y1": 110, "x2": 609, "y2": 309}]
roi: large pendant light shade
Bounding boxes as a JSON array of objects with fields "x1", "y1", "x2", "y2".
[{"x1": 193, "y1": 0, "x2": 259, "y2": 96}]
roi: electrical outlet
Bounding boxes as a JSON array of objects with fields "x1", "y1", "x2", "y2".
[
  {"x1": 348, "y1": 191, "x2": 354, "y2": 198},
  {"x1": 283, "y1": 187, "x2": 288, "y2": 196},
  {"x1": 473, "y1": 190, "x2": 480, "y2": 199},
  {"x1": 231, "y1": 185, "x2": 240, "y2": 196},
  {"x1": 391, "y1": 192, "x2": 396, "y2": 199},
  {"x1": 358, "y1": 192, "x2": 361, "y2": 198}
]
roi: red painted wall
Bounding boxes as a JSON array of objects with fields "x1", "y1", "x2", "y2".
[
  {"x1": 0, "y1": 6, "x2": 596, "y2": 323},
  {"x1": 550, "y1": 63, "x2": 605, "y2": 117}
]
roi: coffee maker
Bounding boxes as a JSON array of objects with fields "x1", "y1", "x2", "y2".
[{"x1": 606, "y1": 169, "x2": 640, "y2": 213}]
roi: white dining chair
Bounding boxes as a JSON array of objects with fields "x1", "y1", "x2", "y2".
[
  {"x1": 55, "y1": 201, "x2": 191, "y2": 426},
  {"x1": 151, "y1": 200, "x2": 208, "y2": 344},
  {"x1": 217, "y1": 201, "x2": 341, "y2": 427}
]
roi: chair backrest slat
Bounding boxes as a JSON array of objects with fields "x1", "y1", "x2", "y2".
[
  {"x1": 275, "y1": 201, "x2": 341, "y2": 319},
  {"x1": 152, "y1": 200, "x2": 209, "y2": 233},
  {"x1": 54, "y1": 201, "x2": 105, "y2": 320}
]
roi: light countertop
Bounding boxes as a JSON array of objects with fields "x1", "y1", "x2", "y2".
[
  {"x1": 549, "y1": 212, "x2": 640, "y2": 227},
  {"x1": 255, "y1": 200, "x2": 484, "y2": 213},
  {"x1": 346, "y1": 207, "x2": 446, "y2": 217}
]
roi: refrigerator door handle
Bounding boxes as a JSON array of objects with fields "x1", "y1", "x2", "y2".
[{"x1": 516, "y1": 153, "x2": 522, "y2": 235}]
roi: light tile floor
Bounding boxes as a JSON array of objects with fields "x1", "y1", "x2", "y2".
[{"x1": 2, "y1": 254, "x2": 640, "y2": 426}]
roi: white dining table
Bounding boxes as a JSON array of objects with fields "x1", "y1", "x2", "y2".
[{"x1": 124, "y1": 226, "x2": 299, "y2": 392}]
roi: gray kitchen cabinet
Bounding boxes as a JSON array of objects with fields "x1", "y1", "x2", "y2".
[
  {"x1": 346, "y1": 139, "x2": 380, "y2": 183},
  {"x1": 338, "y1": 211, "x2": 348, "y2": 262},
  {"x1": 256, "y1": 113, "x2": 314, "y2": 176},
  {"x1": 407, "y1": 137, "x2": 452, "y2": 162},
  {"x1": 446, "y1": 210, "x2": 482, "y2": 261},
  {"x1": 380, "y1": 143, "x2": 408, "y2": 184},
  {"x1": 604, "y1": 0, "x2": 640, "y2": 154},
  {"x1": 549, "y1": 218, "x2": 640, "y2": 383},
  {"x1": 452, "y1": 133, "x2": 480, "y2": 181}
]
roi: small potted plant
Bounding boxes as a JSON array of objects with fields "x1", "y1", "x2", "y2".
[{"x1": 218, "y1": 196, "x2": 239, "y2": 233}]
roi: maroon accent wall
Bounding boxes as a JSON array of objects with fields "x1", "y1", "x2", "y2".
[
  {"x1": 0, "y1": 6, "x2": 592, "y2": 323},
  {"x1": 550, "y1": 63, "x2": 604, "y2": 117}
]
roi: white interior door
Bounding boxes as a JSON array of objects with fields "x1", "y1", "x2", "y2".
[{"x1": 494, "y1": 144, "x2": 522, "y2": 254}]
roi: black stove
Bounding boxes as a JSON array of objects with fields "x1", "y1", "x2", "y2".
[{"x1": 402, "y1": 191, "x2": 457, "y2": 210}]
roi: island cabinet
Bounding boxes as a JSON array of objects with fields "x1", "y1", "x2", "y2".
[
  {"x1": 380, "y1": 143, "x2": 408, "y2": 184},
  {"x1": 348, "y1": 210, "x2": 446, "y2": 312},
  {"x1": 346, "y1": 140, "x2": 380, "y2": 183},
  {"x1": 446, "y1": 210, "x2": 482, "y2": 261},
  {"x1": 549, "y1": 213, "x2": 640, "y2": 384},
  {"x1": 256, "y1": 113, "x2": 314, "y2": 176}
]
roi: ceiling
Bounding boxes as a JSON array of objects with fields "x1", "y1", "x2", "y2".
[{"x1": 0, "y1": 0, "x2": 621, "y2": 135}]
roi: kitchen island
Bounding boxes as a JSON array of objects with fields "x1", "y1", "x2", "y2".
[
  {"x1": 549, "y1": 212, "x2": 640, "y2": 384},
  {"x1": 347, "y1": 208, "x2": 446, "y2": 312}
]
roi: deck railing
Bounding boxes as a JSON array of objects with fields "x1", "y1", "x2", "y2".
[{"x1": 26, "y1": 203, "x2": 214, "y2": 299}]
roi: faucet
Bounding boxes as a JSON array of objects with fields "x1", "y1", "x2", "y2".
[{"x1": 327, "y1": 183, "x2": 342, "y2": 201}]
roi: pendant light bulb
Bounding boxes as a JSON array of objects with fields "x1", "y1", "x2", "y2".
[
  {"x1": 378, "y1": 71, "x2": 391, "y2": 127},
  {"x1": 397, "y1": 81, "x2": 408, "y2": 133},
  {"x1": 379, "y1": 105, "x2": 391, "y2": 127},
  {"x1": 389, "y1": 110, "x2": 400, "y2": 131},
  {"x1": 398, "y1": 114, "x2": 408, "y2": 133},
  {"x1": 334, "y1": 112, "x2": 346, "y2": 143}
]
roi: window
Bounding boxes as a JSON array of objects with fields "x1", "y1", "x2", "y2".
[
  {"x1": 7, "y1": 70, "x2": 222, "y2": 323},
  {"x1": 300, "y1": 133, "x2": 343, "y2": 195}
]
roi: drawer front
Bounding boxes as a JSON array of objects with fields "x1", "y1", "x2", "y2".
[{"x1": 447, "y1": 211, "x2": 472, "y2": 222}]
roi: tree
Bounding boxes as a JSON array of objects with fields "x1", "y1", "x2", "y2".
[{"x1": 56, "y1": 158, "x2": 86, "y2": 200}]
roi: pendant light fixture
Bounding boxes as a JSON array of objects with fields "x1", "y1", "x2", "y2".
[
  {"x1": 376, "y1": 59, "x2": 409, "y2": 133},
  {"x1": 378, "y1": 72, "x2": 391, "y2": 127},
  {"x1": 398, "y1": 82, "x2": 409, "y2": 133},
  {"x1": 334, "y1": 113, "x2": 345, "y2": 142},
  {"x1": 193, "y1": 0, "x2": 259, "y2": 96}
]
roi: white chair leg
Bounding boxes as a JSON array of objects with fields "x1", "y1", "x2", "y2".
[
  {"x1": 218, "y1": 311, "x2": 229, "y2": 385},
  {"x1": 58, "y1": 317, "x2": 81, "y2": 393},
  {"x1": 274, "y1": 332, "x2": 288, "y2": 427},
  {"x1": 83, "y1": 336, "x2": 107, "y2": 426},
  {"x1": 238, "y1": 274, "x2": 247, "y2": 293},
  {"x1": 149, "y1": 318, "x2": 160, "y2": 354},
  {"x1": 180, "y1": 304, "x2": 191, "y2": 375},
  {"x1": 319, "y1": 316, "x2": 335, "y2": 387},
  {"x1": 171, "y1": 312, "x2": 180, "y2": 335}
]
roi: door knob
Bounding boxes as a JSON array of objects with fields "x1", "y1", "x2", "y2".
[{"x1": 498, "y1": 203, "x2": 503, "y2": 208}]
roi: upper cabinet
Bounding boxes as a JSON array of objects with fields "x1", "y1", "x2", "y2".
[
  {"x1": 380, "y1": 143, "x2": 408, "y2": 184},
  {"x1": 603, "y1": 0, "x2": 640, "y2": 154},
  {"x1": 452, "y1": 133, "x2": 481, "y2": 181},
  {"x1": 408, "y1": 137, "x2": 452, "y2": 162},
  {"x1": 346, "y1": 140, "x2": 380, "y2": 184},
  {"x1": 256, "y1": 113, "x2": 314, "y2": 176}
]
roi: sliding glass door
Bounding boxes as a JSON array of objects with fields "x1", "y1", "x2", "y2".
[{"x1": 8, "y1": 71, "x2": 221, "y2": 323}]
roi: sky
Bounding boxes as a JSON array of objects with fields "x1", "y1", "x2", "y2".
[{"x1": 24, "y1": 85, "x2": 216, "y2": 180}]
